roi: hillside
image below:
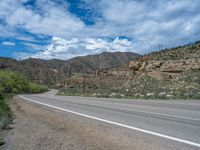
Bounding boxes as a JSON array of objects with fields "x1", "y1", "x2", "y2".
[
  {"x1": 60, "y1": 41, "x2": 200, "y2": 99},
  {"x1": 61, "y1": 52, "x2": 139, "y2": 74},
  {"x1": 150, "y1": 41, "x2": 200, "y2": 60},
  {"x1": 129, "y1": 41, "x2": 200, "y2": 73},
  {"x1": 0, "y1": 52, "x2": 140, "y2": 86}
]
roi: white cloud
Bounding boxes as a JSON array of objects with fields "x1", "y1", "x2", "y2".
[
  {"x1": 85, "y1": 37, "x2": 134, "y2": 52},
  {"x1": 17, "y1": 36, "x2": 135, "y2": 60},
  {"x1": 1, "y1": 0, "x2": 200, "y2": 59},
  {"x1": 100, "y1": 0, "x2": 146, "y2": 24},
  {"x1": 0, "y1": 0, "x2": 84, "y2": 38},
  {"x1": 22, "y1": 42, "x2": 45, "y2": 51},
  {"x1": 1, "y1": 41, "x2": 15, "y2": 46},
  {"x1": 0, "y1": 24, "x2": 16, "y2": 37},
  {"x1": 16, "y1": 37, "x2": 40, "y2": 42}
]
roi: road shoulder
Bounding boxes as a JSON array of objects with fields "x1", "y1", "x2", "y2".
[{"x1": 1, "y1": 96, "x2": 197, "y2": 150}]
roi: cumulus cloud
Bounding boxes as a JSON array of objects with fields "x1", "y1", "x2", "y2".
[
  {"x1": 0, "y1": 0, "x2": 84, "y2": 37},
  {"x1": 1, "y1": 0, "x2": 200, "y2": 59},
  {"x1": 1, "y1": 41, "x2": 15, "y2": 46},
  {"x1": 22, "y1": 42, "x2": 45, "y2": 51},
  {"x1": 17, "y1": 36, "x2": 135, "y2": 60},
  {"x1": 85, "y1": 37, "x2": 134, "y2": 52},
  {"x1": 97, "y1": 0, "x2": 200, "y2": 52}
]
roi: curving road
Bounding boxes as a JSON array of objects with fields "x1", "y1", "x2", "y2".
[{"x1": 18, "y1": 90, "x2": 200, "y2": 149}]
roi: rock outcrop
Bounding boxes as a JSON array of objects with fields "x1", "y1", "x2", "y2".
[{"x1": 129, "y1": 59, "x2": 200, "y2": 73}]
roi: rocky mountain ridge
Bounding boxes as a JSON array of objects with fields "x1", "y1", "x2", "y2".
[
  {"x1": 60, "y1": 41, "x2": 200, "y2": 99},
  {"x1": 0, "y1": 52, "x2": 140, "y2": 86}
]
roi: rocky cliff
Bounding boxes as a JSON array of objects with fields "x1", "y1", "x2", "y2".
[{"x1": 129, "y1": 41, "x2": 200, "y2": 81}]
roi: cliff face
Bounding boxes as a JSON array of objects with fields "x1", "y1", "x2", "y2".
[{"x1": 129, "y1": 41, "x2": 200, "y2": 81}]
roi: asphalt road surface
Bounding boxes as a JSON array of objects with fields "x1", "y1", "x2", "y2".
[{"x1": 18, "y1": 90, "x2": 200, "y2": 149}]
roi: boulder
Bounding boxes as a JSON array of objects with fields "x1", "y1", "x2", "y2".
[
  {"x1": 129, "y1": 61, "x2": 141, "y2": 70},
  {"x1": 158, "y1": 92, "x2": 167, "y2": 97}
]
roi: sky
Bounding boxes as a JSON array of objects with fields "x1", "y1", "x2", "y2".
[{"x1": 0, "y1": 0, "x2": 200, "y2": 60}]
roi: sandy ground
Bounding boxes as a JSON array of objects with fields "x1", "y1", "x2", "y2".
[{"x1": 0, "y1": 96, "x2": 196, "y2": 150}]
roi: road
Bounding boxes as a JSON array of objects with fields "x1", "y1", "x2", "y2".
[{"x1": 18, "y1": 90, "x2": 200, "y2": 149}]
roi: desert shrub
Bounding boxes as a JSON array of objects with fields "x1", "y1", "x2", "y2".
[
  {"x1": 0, "y1": 97, "x2": 11, "y2": 129},
  {"x1": 28, "y1": 83, "x2": 48, "y2": 94},
  {"x1": 0, "y1": 70, "x2": 48, "y2": 95},
  {"x1": 0, "y1": 71, "x2": 48, "y2": 130},
  {"x1": 0, "y1": 71, "x2": 29, "y2": 94}
]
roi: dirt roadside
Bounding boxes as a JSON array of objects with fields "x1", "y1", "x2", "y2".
[{"x1": 0, "y1": 96, "x2": 195, "y2": 150}]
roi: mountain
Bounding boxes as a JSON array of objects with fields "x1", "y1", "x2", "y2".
[
  {"x1": 61, "y1": 41, "x2": 200, "y2": 99},
  {"x1": 0, "y1": 52, "x2": 140, "y2": 86},
  {"x1": 61, "y1": 52, "x2": 140, "y2": 74},
  {"x1": 1, "y1": 41, "x2": 200, "y2": 99}
]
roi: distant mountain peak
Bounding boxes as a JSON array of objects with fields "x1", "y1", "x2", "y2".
[{"x1": 0, "y1": 51, "x2": 140, "y2": 85}]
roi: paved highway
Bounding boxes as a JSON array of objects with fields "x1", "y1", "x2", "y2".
[{"x1": 19, "y1": 90, "x2": 200, "y2": 149}]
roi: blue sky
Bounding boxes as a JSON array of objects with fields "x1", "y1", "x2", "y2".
[{"x1": 0, "y1": 0, "x2": 200, "y2": 60}]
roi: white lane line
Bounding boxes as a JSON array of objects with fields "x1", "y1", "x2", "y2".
[{"x1": 18, "y1": 95, "x2": 200, "y2": 148}]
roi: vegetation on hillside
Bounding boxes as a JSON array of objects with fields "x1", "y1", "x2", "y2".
[
  {"x1": 59, "y1": 71, "x2": 200, "y2": 99},
  {"x1": 0, "y1": 95, "x2": 11, "y2": 129},
  {"x1": 0, "y1": 52, "x2": 140, "y2": 86},
  {"x1": 59, "y1": 41, "x2": 200, "y2": 100},
  {"x1": 150, "y1": 41, "x2": 200, "y2": 60},
  {"x1": 0, "y1": 71, "x2": 48, "y2": 130},
  {"x1": 0, "y1": 71, "x2": 47, "y2": 94}
]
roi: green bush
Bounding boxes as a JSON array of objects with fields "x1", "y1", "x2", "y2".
[
  {"x1": 28, "y1": 83, "x2": 48, "y2": 94},
  {"x1": 0, "y1": 97, "x2": 11, "y2": 129},
  {"x1": 0, "y1": 70, "x2": 48, "y2": 95},
  {"x1": 0, "y1": 71, "x2": 48, "y2": 130},
  {"x1": 0, "y1": 71, "x2": 29, "y2": 94}
]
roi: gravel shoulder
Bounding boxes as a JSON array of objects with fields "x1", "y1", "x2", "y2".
[{"x1": 0, "y1": 96, "x2": 197, "y2": 150}]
